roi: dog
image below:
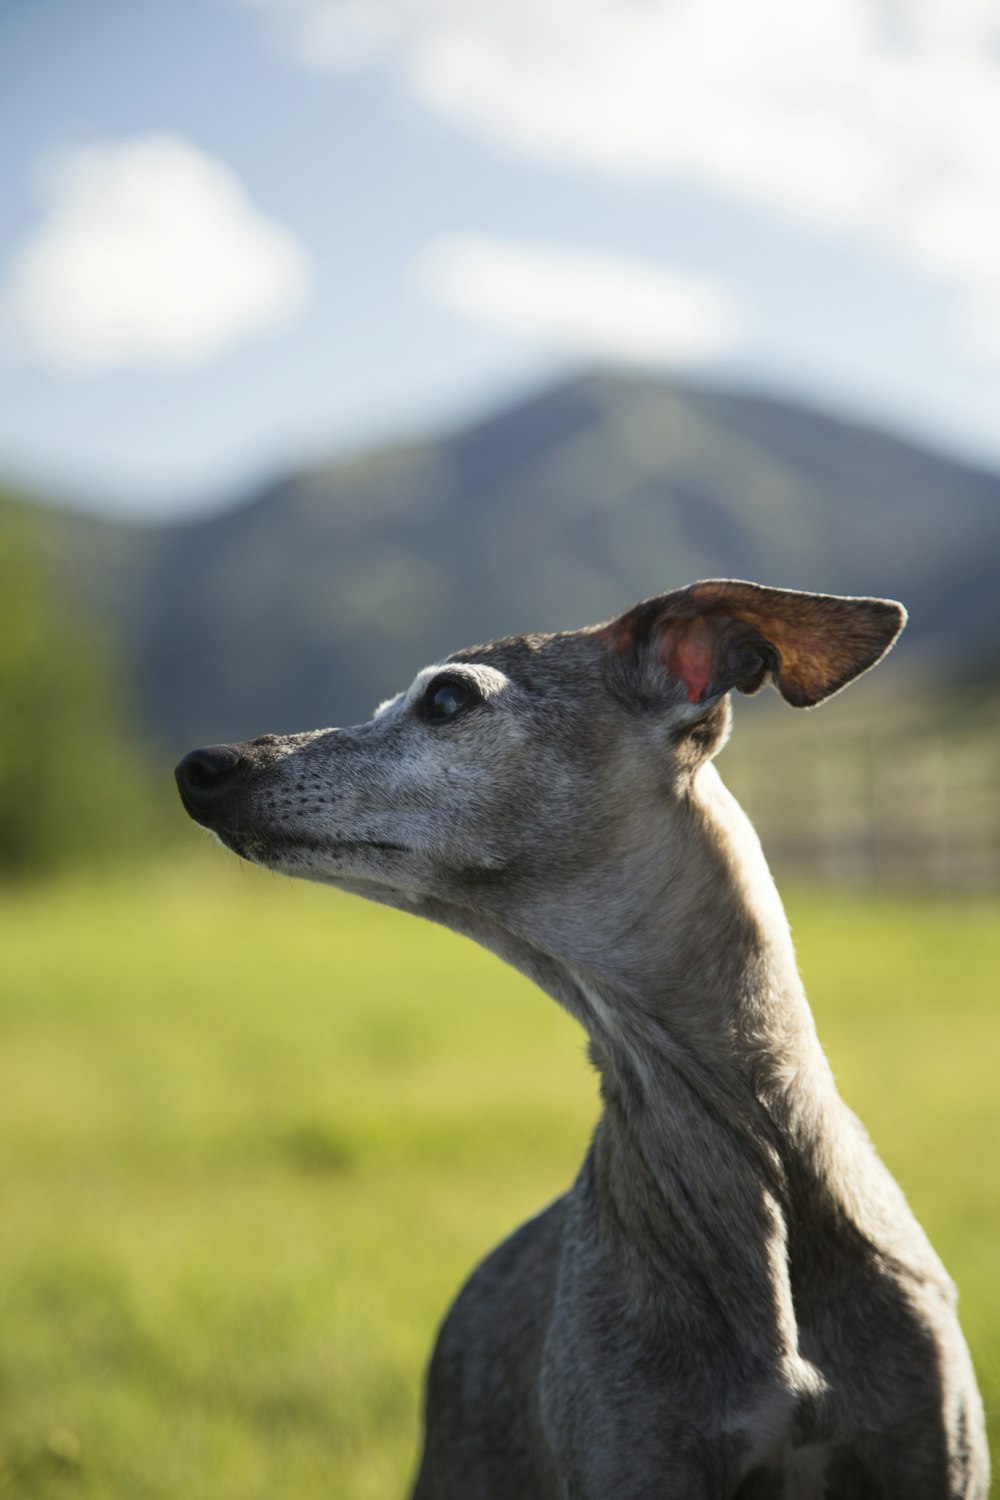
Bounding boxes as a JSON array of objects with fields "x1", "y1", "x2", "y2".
[{"x1": 176, "y1": 579, "x2": 988, "y2": 1498}]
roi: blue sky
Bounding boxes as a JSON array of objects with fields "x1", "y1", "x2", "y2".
[{"x1": 2, "y1": 0, "x2": 1000, "y2": 518}]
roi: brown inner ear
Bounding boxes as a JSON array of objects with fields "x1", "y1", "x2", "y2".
[
  {"x1": 662, "y1": 618, "x2": 718, "y2": 704},
  {"x1": 660, "y1": 613, "x2": 778, "y2": 704}
]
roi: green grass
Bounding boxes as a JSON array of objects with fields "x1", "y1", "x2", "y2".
[{"x1": 0, "y1": 855, "x2": 997, "y2": 1496}]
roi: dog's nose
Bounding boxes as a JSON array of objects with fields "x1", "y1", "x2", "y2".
[{"x1": 175, "y1": 745, "x2": 245, "y2": 823}]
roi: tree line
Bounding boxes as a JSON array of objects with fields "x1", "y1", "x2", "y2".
[{"x1": 0, "y1": 495, "x2": 171, "y2": 879}]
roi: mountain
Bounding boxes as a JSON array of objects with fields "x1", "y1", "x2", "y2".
[{"x1": 27, "y1": 370, "x2": 1000, "y2": 750}]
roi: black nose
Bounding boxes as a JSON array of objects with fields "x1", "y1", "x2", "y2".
[{"x1": 175, "y1": 745, "x2": 245, "y2": 823}]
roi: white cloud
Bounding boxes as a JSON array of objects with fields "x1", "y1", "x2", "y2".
[
  {"x1": 416, "y1": 236, "x2": 744, "y2": 364},
  {"x1": 235, "y1": 0, "x2": 1000, "y2": 362},
  {"x1": 2, "y1": 135, "x2": 312, "y2": 373}
]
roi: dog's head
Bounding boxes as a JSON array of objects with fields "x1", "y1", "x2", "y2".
[{"x1": 176, "y1": 580, "x2": 904, "y2": 928}]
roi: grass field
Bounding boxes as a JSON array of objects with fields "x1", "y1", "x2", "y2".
[{"x1": 0, "y1": 853, "x2": 997, "y2": 1497}]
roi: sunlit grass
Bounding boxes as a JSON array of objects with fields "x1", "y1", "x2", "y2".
[{"x1": 0, "y1": 854, "x2": 997, "y2": 1496}]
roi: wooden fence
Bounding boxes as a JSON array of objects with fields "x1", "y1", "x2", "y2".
[{"x1": 719, "y1": 708, "x2": 1000, "y2": 888}]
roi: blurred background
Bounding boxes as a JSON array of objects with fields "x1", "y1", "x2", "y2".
[{"x1": 1, "y1": 1, "x2": 998, "y2": 1495}]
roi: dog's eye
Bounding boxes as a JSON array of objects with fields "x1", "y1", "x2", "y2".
[{"x1": 423, "y1": 677, "x2": 479, "y2": 724}]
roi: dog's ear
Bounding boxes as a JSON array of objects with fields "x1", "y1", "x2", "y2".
[{"x1": 602, "y1": 580, "x2": 906, "y2": 710}]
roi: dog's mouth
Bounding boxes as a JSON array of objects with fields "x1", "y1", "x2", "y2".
[{"x1": 215, "y1": 827, "x2": 410, "y2": 864}]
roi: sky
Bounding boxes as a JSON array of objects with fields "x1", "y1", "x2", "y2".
[{"x1": 2, "y1": 0, "x2": 1000, "y2": 518}]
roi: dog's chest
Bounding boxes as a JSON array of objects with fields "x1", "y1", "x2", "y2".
[
  {"x1": 733, "y1": 1443, "x2": 830, "y2": 1500},
  {"x1": 727, "y1": 1381, "x2": 830, "y2": 1500}
]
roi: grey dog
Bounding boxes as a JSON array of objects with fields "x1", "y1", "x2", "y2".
[{"x1": 176, "y1": 579, "x2": 988, "y2": 1499}]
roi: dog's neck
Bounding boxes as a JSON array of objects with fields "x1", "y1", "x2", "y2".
[
  {"x1": 485, "y1": 761, "x2": 930, "y2": 1354},
  {"x1": 536, "y1": 763, "x2": 846, "y2": 1348},
  {"x1": 508, "y1": 757, "x2": 832, "y2": 1117}
]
